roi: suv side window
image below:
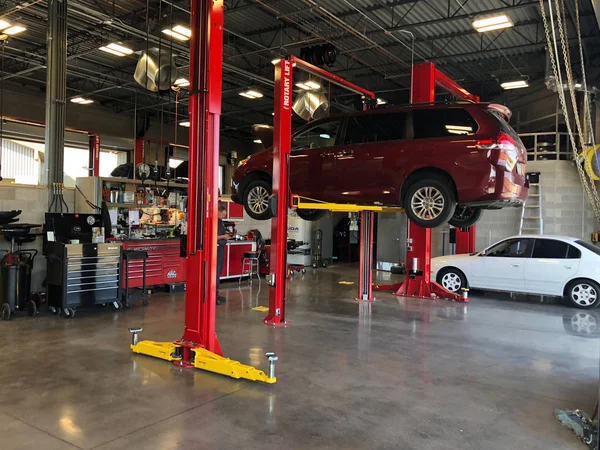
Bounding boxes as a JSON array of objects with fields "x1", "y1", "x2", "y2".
[
  {"x1": 344, "y1": 113, "x2": 406, "y2": 145},
  {"x1": 413, "y1": 108, "x2": 478, "y2": 139},
  {"x1": 485, "y1": 238, "x2": 534, "y2": 258},
  {"x1": 532, "y1": 239, "x2": 570, "y2": 258},
  {"x1": 292, "y1": 120, "x2": 340, "y2": 152}
]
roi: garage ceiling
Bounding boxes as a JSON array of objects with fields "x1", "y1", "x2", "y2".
[{"x1": 0, "y1": 0, "x2": 598, "y2": 139}]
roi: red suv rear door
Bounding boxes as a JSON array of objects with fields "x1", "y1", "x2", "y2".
[
  {"x1": 411, "y1": 107, "x2": 480, "y2": 186},
  {"x1": 331, "y1": 110, "x2": 412, "y2": 205}
]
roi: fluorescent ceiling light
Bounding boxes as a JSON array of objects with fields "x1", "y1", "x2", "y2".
[
  {"x1": 99, "y1": 43, "x2": 134, "y2": 57},
  {"x1": 296, "y1": 81, "x2": 321, "y2": 90},
  {"x1": 239, "y1": 89, "x2": 263, "y2": 99},
  {"x1": 70, "y1": 97, "x2": 94, "y2": 105},
  {"x1": 173, "y1": 25, "x2": 191, "y2": 37},
  {"x1": 169, "y1": 158, "x2": 184, "y2": 168},
  {"x1": 179, "y1": 121, "x2": 190, "y2": 127},
  {"x1": 0, "y1": 20, "x2": 10, "y2": 31},
  {"x1": 500, "y1": 80, "x2": 529, "y2": 90},
  {"x1": 3, "y1": 25, "x2": 25, "y2": 35},
  {"x1": 163, "y1": 25, "x2": 191, "y2": 41},
  {"x1": 473, "y1": 14, "x2": 513, "y2": 32},
  {"x1": 174, "y1": 78, "x2": 190, "y2": 87},
  {"x1": 253, "y1": 139, "x2": 262, "y2": 143},
  {"x1": 574, "y1": 83, "x2": 582, "y2": 89},
  {"x1": 376, "y1": 98, "x2": 387, "y2": 105},
  {"x1": 271, "y1": 58, "x2": 281, "y2": 65}
]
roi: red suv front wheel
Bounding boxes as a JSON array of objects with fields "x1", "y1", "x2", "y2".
[{"x1": 404, "y1": 177, "x2": 456, "y2": 228}]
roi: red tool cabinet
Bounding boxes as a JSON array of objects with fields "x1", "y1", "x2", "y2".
[{"x1": 121, "y1": 239, "x2": 186, "y2": 288}]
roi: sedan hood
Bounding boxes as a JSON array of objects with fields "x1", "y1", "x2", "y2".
[{"x1": 432, "y1": 253, "x2": 477, "y2": 264}]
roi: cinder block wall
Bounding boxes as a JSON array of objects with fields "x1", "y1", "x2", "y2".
[
  {"x1": 472, "y1": 160, "x2": 597, "y2": 252},
  {"x1": 0, "y1": 184, "x2": 75, "y2": 290}
]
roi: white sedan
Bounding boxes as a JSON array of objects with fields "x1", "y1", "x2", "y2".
[{"x1": 431, "y1": 235, "x2": 600, "y2": 309}]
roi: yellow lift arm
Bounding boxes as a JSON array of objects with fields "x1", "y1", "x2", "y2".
[{"x1": 292, "y1": 195, "x2": 404, "y2": 213}]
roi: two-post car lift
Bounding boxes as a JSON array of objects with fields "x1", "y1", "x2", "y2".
[
  {"x1": 265, "y1": 60, "x2": 478, "y2": 322},
  {"x1": 128, "y1": 1, "x2": 477, "y2": 384},
  {"x1": 375, "y1": 62, "x2": 478, "y2": 300},
  {"x1": 128, "y1": 0, "x2": 276, "y2": 384}
]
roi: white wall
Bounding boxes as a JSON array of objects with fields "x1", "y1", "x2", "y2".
[{"x1": 0, "y1": 184, "x2": 75, "y2": 290}]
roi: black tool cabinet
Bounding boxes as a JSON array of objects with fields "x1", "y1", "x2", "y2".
[{"x1": 46, "y1": 242, "x2": 122, "y2": 317}]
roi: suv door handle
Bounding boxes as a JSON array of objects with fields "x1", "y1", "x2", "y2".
[
  {"x1": 511, "y1": 264, "x2": 520, "y2": 267},
  {"x1": 565, "y1": 265, "x2": 572, "y2": 269}
]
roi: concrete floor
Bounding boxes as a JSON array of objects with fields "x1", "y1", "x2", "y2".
[{"x1": 0, "y1": 264, "x2": 597, "y2": 449}]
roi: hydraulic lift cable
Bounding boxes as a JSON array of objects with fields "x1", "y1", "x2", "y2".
[{"x1": 539, "y1": 0, "x2": 600, "y2": 226}]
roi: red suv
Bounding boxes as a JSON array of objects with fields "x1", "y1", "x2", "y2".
[{"x1": 231, "y1": 102, "x2": 528, "y2": 228}]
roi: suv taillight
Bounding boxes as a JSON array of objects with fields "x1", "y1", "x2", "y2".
[
  {"x1": 475, "y1": 133, "x2": 516, "y2": 152},
  {"x1": 477, "y1": 133, "x2": 519, "y2": 172}
]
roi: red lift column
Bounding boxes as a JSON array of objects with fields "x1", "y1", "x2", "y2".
[
  {"x1": 88, "y1": 134, "x2": 100, "y2": 177},
  {"x1": 455, "y1": 227, "x2": 477, "y2": 254},
  {"x1": 263, "y1": 58, "x2": 293, "y2": 326},
  {"x1": 180, "y1": 0, "x2": 224, "y2": 357},
  {"x1": 395, "y1": 62, "x2": 475, "y2": 301},
  {"x1": 357, "y1": 211, "x2": 375, "y2": 302}
]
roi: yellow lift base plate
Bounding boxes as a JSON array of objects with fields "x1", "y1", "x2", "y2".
[
  {"x1": 130, "y1": 340, "x2": 276, "y2": 384},
  {"x1": 292, "y1": 195, "x2": 404, "y2": 213}
]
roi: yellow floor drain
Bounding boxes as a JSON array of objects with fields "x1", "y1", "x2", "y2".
[
  {"x1": 338, "y1": 281, "x2": 355, "y2": 285},
  {"x1": 252, "y1": 306, "x2": 269, "y2": 312}
]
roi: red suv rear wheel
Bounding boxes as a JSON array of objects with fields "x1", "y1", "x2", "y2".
[{"x1": 404, "y1": 177, "x2": 456, "y2": 228}]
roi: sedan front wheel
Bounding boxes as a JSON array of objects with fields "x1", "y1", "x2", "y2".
[{"x1": 436, "y1": 267, "x2": 467, "y2": 293}]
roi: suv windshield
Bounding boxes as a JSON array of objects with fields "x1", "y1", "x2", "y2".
[{"x1": 487, "y1": 109, "x2": 524, "y2": 146}]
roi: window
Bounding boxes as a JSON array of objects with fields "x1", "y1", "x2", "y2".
[
  {"x1": 531, "y1": 239, "x2": 570, "y2": 258},
  {"x1": 343, "y1": 112, "x2": 406, "y2": 145},
  {"x1": 575, "y1": 240, "x2": 600, "y2": 256},
  {"x1": 218, "y1": 165, "x2": 224, "y2": 194},
  {"x1": 292, "y1": 120, "x2": 340, "y2": 152},
  {"x1": 567, "y1": 245, "x2": 581, "y2": 259},
  {"x1": 485, "y1": 238, "x2": 533, "y2": 258},
  {"x1": 488, "y1": 109, "x2": 523, "y2": 145},
  {"x1": 413, "y1": 108, "x2": 478, "y2": 139}
]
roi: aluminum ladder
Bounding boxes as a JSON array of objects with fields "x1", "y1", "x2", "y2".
[{"x1": 519, "y1": 173, "x2": 543, "y2": 235}]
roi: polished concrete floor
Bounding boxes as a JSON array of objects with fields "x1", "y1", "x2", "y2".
[{"x1": 0, "y1": 264, "x2": 597, "y2": 449}]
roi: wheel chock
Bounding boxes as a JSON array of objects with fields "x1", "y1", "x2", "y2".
[
  {"x1": 130, "y1": 340, "x2": 182, "y2": 362},
  {"x1": 192, "y1": 348, "x2": 277, "y2": 384}
]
